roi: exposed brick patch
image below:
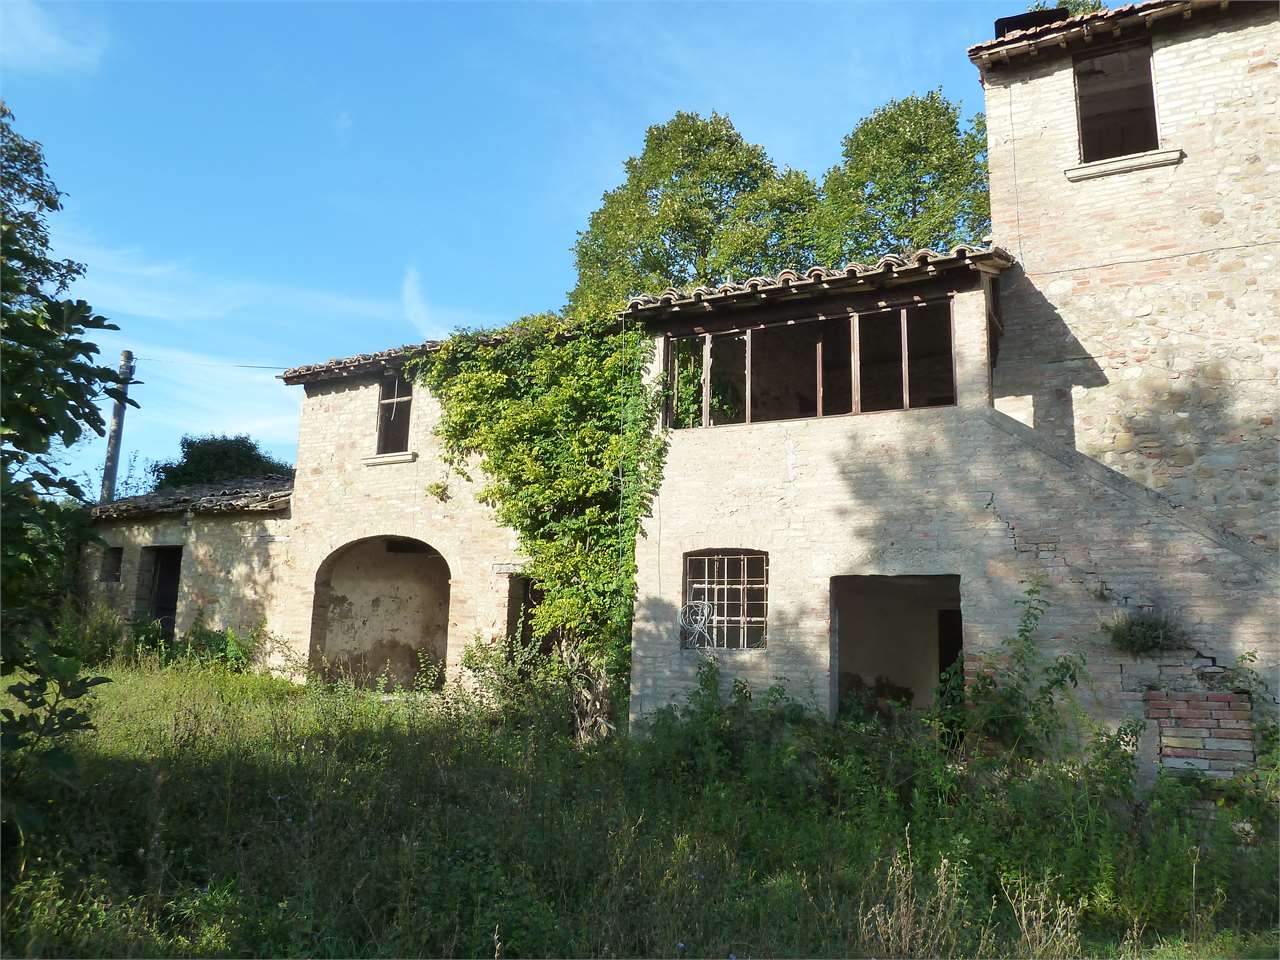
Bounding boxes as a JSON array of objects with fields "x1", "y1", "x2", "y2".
[{"x1": 1145, "y1": 689, "x2": 1255, "y2": 779}]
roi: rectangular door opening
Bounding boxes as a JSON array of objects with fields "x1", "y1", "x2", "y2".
[
  {"x1": 832, "y1": 574, "x2": 962, "y2": 712},
  {"x1": 137, "y1": 546, "x2": 183, "y2": 639}
]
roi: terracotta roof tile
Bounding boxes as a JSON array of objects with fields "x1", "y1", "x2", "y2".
[
  {"x1": 968, "y1": 0, "x2": 1224, "y2": 64},
  {"x1": 92, "y1": 475, "x2": 293, "y2": 520},
  {"x1": 623, "y1": 242, "x2": 1014, "y2": 314},
  {"x1": 281, "y1": 342, "x2": 439, "y2": 386}
]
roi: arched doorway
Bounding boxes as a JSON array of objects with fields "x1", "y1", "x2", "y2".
[{"x1": 309, "y1": 536, "x2": 450, "y2": 688}]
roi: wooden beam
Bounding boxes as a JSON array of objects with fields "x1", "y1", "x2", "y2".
[{"x1": 745, "y1": 328, "x2": 753, "y2": 424}]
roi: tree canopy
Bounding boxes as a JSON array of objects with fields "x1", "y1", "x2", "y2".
[
  {"x1": 1, "y1": 102, "x2": 123, "y2": 832},
  {"x1": 816, "y1": 90, "x2": 990, "y2": 265},
  {"x1": 148, "y1": 434, "x2": 292, "y2": 491},
  {"x1": 1027, "y1": 0, "x2": 1106, "y2": 13},
  {"x1": 419, "y1": 101, "x2": 995, "y2": 726},
  {"x1": 568, "y1": 112, "x2": 818, "y2": 318}
]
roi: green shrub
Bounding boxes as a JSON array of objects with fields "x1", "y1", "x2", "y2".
[
  {"x1": 1105, "y1": 610, "x2": 1189, "y2": 656},
  {"x1": 53, "y1": 600, "x2": 128, "y2": 666}
]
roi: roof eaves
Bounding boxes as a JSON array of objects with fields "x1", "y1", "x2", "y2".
[
  {"x1": 280, "y1": 342, "x2": 440, "y2": 386},
  {"x1": 622, "y1": 243, "x2": 1014, "y2": 316},
  {"x1": 91, "y1": 475, "x2": 294, "y2": 521},
  {"x1": 967, "y1": 0, "x2": 1217, "y2": 66}
]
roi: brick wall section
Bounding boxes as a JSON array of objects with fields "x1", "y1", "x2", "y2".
[
  {"x1": 981, "y1": 5, "x2": 1280, "y2": 548},
  {"x1": 1147, "y1": 690, "x2": 1255, "y2": 779}
]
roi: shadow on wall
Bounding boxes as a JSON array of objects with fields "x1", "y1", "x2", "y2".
[
  {"x1": 1109, "y1": 353, "x2": 1278, "y2": 549},
  {"x1": 825, "y1": 378, "x2": 1276, "y2": 716},
  {"x1": 178, "y1": 510, "x2": 290, "y2": 638},
  {"x1": 993, "y1": 267, "x2": 1278, "y2": 547},
  {"x1": 309, "y1": 536, "x2": 451, "y2": 689},
  {"x1": 992, "y1": 266, "x2": 1108, "y2": 450},
  {"x1": 633, "y1": 585, "x2": 830, "y2": 718}
]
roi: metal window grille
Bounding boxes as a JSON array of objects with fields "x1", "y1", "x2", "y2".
[{"x1": 682, "y1": 551, "x2": 768, "y2": 649}]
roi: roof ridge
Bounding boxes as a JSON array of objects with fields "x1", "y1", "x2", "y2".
[{"x1": 624, "y1": 242, "x2": 1013, "y2": 313}]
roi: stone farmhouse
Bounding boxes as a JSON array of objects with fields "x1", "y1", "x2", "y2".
[{"x1": 86, "y1": 0, "x2": 1277, "y2": 773}]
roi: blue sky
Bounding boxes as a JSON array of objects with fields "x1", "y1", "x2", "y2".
[{"x1": 1, "y1": 0, "x2": 1005, "y2": 492}]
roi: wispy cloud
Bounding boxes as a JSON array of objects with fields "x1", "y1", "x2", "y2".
[
  {"x1": 62, "y1": 338, "x2": 301, "y2": 495},
  {"x1": 54, "y1": 228, "x2": 400, "y2": 332},
  {"x1": 333, "y1": 109, "x2": 354, "y2": 146},
  {"x1": 401, "y1": 264, "x2": 432, "y2": 336},
  {"x1": 0, "y1": 0, "x2": 108, "y2": 74}
]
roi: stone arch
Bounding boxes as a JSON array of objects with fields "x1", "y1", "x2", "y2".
[{"x1": 309, "y1": 535, "x2": 451, "y2": 688}]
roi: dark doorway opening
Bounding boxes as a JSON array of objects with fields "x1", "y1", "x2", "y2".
[
  {"x1": 938, "y1": 608, "x2": 963, "y2": 675},
  {"x1": 831, "y1": 574, "x2": 962, "y2": 711},
  {"x1": 138, "y1": 546, "x2": 183, "y2": 639}
]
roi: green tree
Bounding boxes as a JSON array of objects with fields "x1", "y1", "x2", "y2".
[
  {"x1": 815, "y1": 90, "x2": 990, "y2": 266},
  {"x1": 1, "y1": 102, "x2": 123, "y2": 842},
  {"x1": 420, "y1": 114, "x2": 828, "y2": 728},
  {"x1": 569, "y1": 111, "x2": 818, "y2": 318},
  {"x1": 1027, "y1": 0, "x2": 1106, "y2": 14},
  {"x1": 148, "y1": 433, "x2": 292, "y2": 491}
]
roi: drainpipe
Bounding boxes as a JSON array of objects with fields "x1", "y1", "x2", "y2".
[{"x1": 100, "y1": 349, "x2": 135, "y2": 503}]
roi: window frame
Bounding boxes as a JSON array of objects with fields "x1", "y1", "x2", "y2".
[
  {"x1": 680, "y1": 549, "x2": 769, "y2": 650},
  {"x1": 99, "y1": 546, "x2": 124, "y2": 583},
  {"x1": 663, "y1": 297, "x2": 957, "y2": 429},
  {"x1": 375, "y1": 372, "x2": 414, "y2": 455},
  {"x1": 1072, "y1": 39, "x2": 1161, "y2": 165}
]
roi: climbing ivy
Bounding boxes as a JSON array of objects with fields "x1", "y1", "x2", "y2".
[
  {"x1": 408, "y1": 311, "x2": 665, "y2": 698},
  {"x1": 411, "y1": 112, "x2": 816, "y2": 711}
]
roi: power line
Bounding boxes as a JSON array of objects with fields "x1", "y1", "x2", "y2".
[{"x1": 133, "y1": 358, "x2": 291, "y2": 371}]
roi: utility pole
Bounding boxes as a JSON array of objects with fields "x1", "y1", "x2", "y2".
[{"x1": 100, "y1": 349, "x2": 135, "y2": 503}]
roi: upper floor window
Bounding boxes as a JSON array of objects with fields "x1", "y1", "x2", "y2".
[
  {"x1": 376, "y1": 374, "x2": 413, "y2": 454},
  {"x1": 666, "y1": 300, "x2": 954, "y2": 429},
  {"x1": 1075, "y1": 43, "x2": 1159, "y2": 163},
  {"x1": 681, "y1": 550, "x2": 768, "y2": 649}
]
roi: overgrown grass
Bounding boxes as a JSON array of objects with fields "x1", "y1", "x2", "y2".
[{"x1": 2, "y1": 653, "x2": 1276, "y2": 958}]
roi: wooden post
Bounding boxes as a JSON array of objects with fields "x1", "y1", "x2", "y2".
[
  {"x1": 816, "y1": 327, "x2": 824, "y2": 417},
  {"x1": 850, "y1": 314, "x2": 861, "y2": 414},
  {"x1": 101, "y1": 350, "x2": 135, "y2": 502},
  {"x1": 701, "y1": 333, "x2": 711, "y2": 428},
  {"x1": 900, "y1": 307, "x2": 910, "y2": 409}
]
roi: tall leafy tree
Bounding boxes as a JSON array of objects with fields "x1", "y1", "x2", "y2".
[
  {"x1": 569, "y1": 111, "x2": 818, "y2": 317},
  {"x1": 1, "y1": 102, "x2": 126, "y2": 841},
  {"x1": 815, "y1": 90, "x2": 990, "y2": 266},
  {"x1": 1028, "y1": 0, "x2": 1106, "y2": 14},
  {"x1": 148, "y1": 434, "x2": 292, "y2": 491},
  {"x1": 420, "y1": 111, "x2": 818, "y2": 727}
]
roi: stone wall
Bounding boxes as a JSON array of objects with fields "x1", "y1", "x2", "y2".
[
  {"x1": 268, "y1": 374, "x2": 523, "y2": 677},
  {"x1": 630, "y1": 287, "x2": 1278, "y2": 726},
  {"x1": 84, "y1": 510, "x2": 291, "y2": 639},
  {"x1": 87, "y1": 371, "x2": 524, "y2": 681},
  {"x1": 981, "y1": 5, "x2": 1280, "y2": 548}
]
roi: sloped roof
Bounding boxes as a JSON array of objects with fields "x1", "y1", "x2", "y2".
[
  {"x1": 623, "y1": 243, "x2": 1014, "y2": 316},
  {"x1": 281, "y1": 343, "x2": 439, "y2": 386},
  {"x1": 968, "y1": 0, "x2": 1233, "y2": 66},
  {"x1": 92, "y1": 475, "x2": 293, "y2": 520}
]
